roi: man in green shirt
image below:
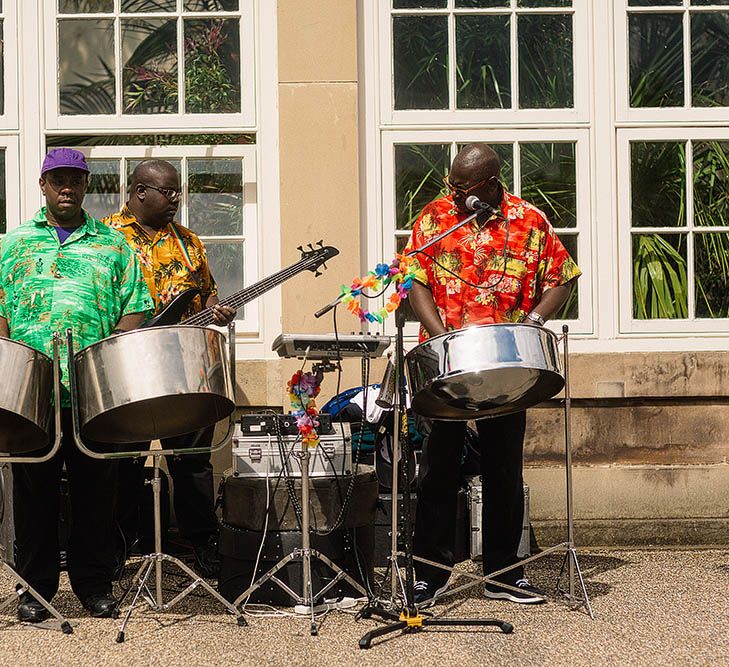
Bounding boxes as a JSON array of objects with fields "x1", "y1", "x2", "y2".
[{"x1": 0, "y1": 148, "x2": 153, "y2": 623}]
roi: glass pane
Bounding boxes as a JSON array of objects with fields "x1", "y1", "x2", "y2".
[
  {"x1": 518, "y1": 14, "x2": 573, "y2": 108},
  {"x1": 59, "y1": 19, "x2": 116, "y2": 115},
  {"x1": 85, "y1": 159, "x2": 120, "y2": 220},
  {"x1": 121, "y1": 0, "x2": 176, "y2": 11},
  {"x1": 396, "y1": 235, "x2": 417, "y2": 322},
  {"x1": 631, "y1": 141, "x2": 685, "y2": 228},
  {"x1": 629, "y1": 0, "x2": 681, "y2": 5},
  {"x1": 520, "y1": 142, "x2": 576, "y2": 228},
  {"x1": 518, "y1": 0, "x2": 572, "y2": 6},
  {"x1": 184, "y1": 19, "x2": 241, "y2": 113},
  {"x1": 0, "y1": 21, "x2": 4, "y2": 116},
  {"x1": 185, "y1": 0, "x2": 239, "y2": 9},
  {"x1": 629, "y1": 13, "x2": 684, "y2": 107},
  {"x1": 695, "y1": 233, "x2": 729, "y2": 317},
  {"x1": 393, "y1": 15, "x2": 448, "y2": 110},
  {"x1": 556, "y1": 234, "x2": 578, "y2": 319},
  {"x1": 122, "y1": 19, "x2": 178, "y2": 114},
  {"x1": 0, "y1": 149, "x2": 5, "y2": 235},
  {"x1": 692, "y1": 0, "x2": 729, "y2": 5},
  {"x1": 632, "y1": 233, "x2": 688, "y2": 319},
  {"x1": 188, "y1": 158, "x2": 243, "y2": 237},
  {"x1": 456, "y1": 1, "x2": 509, "y2": 7},
  {"x1": 394, "y1": 1, "x2": 446, "y2": 7},
  {"x1": 456, "y1": 15, "x2": 511, "y2": 109},
  {"x1": 693, "y1": 141, "x2": 729, "y2": 227},
  {"x1": 204, "y1": 242, "x2": 244, "y2": 310},
  {"x1": 691, "y1": 12, "x2": 729, "y2": 107},
  {"x1": 394, "y1": 143, "x2": 450, "y2": 231},
  {"x1": 59, "y1": 0, "x2": 114, "y2": 11}
]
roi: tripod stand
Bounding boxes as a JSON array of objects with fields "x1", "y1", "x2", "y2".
[
  {"x1": 357, "y1": 311, "x2": 513, "y2": 649},
  {"x1": 66, "y1": 326, "x2": 247, "y2": 642},
  {"x1": 0, "y1": 334, "x2": 73, "y2": 634},
  {"x1": 231, "y1": 414, "x2": 367, "y2": 636}
]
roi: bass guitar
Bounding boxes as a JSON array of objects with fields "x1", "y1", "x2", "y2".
[{"x1": 140, "y1": 242, "x2": 339, "y2": 328}]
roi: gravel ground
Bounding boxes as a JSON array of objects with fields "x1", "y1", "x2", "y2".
[{"x1": 1, "y1": 549, "x2": 728, "y2": 667}]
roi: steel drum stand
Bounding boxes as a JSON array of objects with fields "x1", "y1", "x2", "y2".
[
  {"x1": 65, "y1": 326, "x2": 247, "y2": 642},
  {"x1": 0, "y1": 334, "x2": 73, "y2": 634},
  {"x1": 357, "y1": 311, "x2": 513, "y2": 649},
  {"x1": 406, "y1": 325, "x2": 593, "y2": 618}
]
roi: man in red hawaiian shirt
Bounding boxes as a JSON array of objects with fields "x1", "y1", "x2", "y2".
[{"x1": 405, "y1": 143, "x2": 581, "y2": 606}]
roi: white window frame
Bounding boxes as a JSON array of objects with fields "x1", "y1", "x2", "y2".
[
  {"x1": 615, "y1": 0, "x2": 729, "y2": 123},
  {"x1": 618, "y1": 126, "x2": 729, "y2": 336},
  {"x1": 0, "y1": 134, "x2": 20, "y2": 232},
  {"x1": 0, "y1": 0, "x2": 19, "y2": 129},
  {"x1": 43, "y1": 0, "x2": 256, "y2": 131},
  {"x1": 380, "y1": 128, "x2": 593, "y2": 338},
  {"x1": 379, "y1": 0, "x2": 591, "y2": 127},
  {"x1": 76, "y1": 143, "x2": 260, "y2": 334}
]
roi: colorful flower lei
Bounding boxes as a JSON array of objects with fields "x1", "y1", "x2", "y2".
[
  {"x1": 287, "y1": 370, "x2": 322, "y2": 448},
  {"x1": 339, "y1": 253, "x2": 418, "y2": 323}
]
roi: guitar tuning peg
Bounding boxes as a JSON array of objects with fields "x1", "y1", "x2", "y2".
[
  {"x1": 307, "y1": 243, "x2": 314, "y2": 250},
  {"x1": 317, "y1": 240, "x2": 323, "y2": 247},
  {"x1": 315, "y1": 270, "x2": 322, "y2": 277},
  {"x1": 297, "y1": 245, "x2": 304, "y2": 253},
  {"x1": 322, "y1": 263, "x2": 328, "y2": 269}
]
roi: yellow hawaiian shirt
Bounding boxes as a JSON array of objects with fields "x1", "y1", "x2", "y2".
[{"x1": 102, "y1": 207, "x2": 217, "y2": 320}]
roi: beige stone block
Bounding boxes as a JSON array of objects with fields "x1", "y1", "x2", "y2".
[{"x1": 277, "y1": 0, "x2": 358, "y2": 83}]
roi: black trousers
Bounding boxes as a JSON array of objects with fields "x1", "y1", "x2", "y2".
[
  {"x1": 116, "y1": 426, "x2": 218, "y2": 550},
  {"x1": 414, "y1": 411, "x2": 526, "y2": 586},
  {"x1": 12, "y1": 409, "x2": 118, "y2": 602}
]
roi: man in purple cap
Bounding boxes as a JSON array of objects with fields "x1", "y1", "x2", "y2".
[{"x1": 0, "y1": 148, "x2": 153, "y2": 622}]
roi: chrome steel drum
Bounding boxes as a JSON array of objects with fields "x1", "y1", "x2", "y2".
[
  {"x1": 75, "y1": 326, "x2": 234, "y2": 443},
  {"x1": 405, "y1": 324, "x2": 564, "y2": 420},
  {"x1": 0, "y1": 338, "x2": 52, "y2": 454}
]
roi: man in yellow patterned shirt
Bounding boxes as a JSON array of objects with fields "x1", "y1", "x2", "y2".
[{"x1": 103, "y1": 159, "x2": 235, "y2": 578}]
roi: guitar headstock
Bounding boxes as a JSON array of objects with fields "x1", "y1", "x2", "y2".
[{"x1": 297, "y1": 241, "x2": 340, "y2": 277}]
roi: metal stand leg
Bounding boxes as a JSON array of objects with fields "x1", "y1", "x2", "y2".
[{"x1": 114, "y1": 456, "x2": 247, "y2": 643}]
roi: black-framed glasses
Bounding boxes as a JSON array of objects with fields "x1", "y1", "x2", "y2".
[
  {"x1": 143, "y1": 184, "x2": 182, "y2": 203},
  {"x1": 443, "y1": 174, "x2": 493, "y2": 198}
]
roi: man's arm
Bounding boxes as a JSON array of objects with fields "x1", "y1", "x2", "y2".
[
  {"x1": 204, "y1": 295, "x2": 236, "y2": 326},
  {"x1": 528, "y1": 280, "x2": 576, "y2": 323},
  {"x1": 113, "y1": 312, "x2": 147, "y2": 333},
  {"x1": 408, "y1": 281, "x2": 447, "y2": 338},
  {"x1": 0, "y1": 316, "x2": 9, "y2": 339}
]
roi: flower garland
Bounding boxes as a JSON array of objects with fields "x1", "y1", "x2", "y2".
[
  {"x1": 287, "y1": 370, "x2": 322, "y2": 448},
  {"x1": 339, "y1": 253, "x2": 418, "y2": 323}
]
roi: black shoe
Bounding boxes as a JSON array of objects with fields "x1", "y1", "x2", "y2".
[
  {"x1": 413, "y1": 579, "x2": 449, "y2": 608},
  {"x1": 484, "y1": 578, "x2": 546, "y2": 604},
  {"x1": 192, "y1": 535, "x2": 220, "y2": 579},
  {"x1": 17, "y1": 596, "x2": 51, "y2": 623},
  {"x1": 82, "y1": 593, "x2": 118, "y2": 618}
]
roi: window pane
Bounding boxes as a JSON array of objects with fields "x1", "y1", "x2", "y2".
[
  {"x1": 492, "y1": 143, "x2": 513, "y2": 191},
  {"x1": 59, "y1": 19, "x2": 116, "y2": 115},
  {"x1": 184, "y1": 0, "x2": 239, "y2": 9},
  {"x1": 121, "y1": 0, "x2": 176, "y2": 11},
  {"x1": 692, "y1": 0, "x2": 729, "y2": 5},
  {"x1": 85, "y1": 159, "x2": 120, "y2": 220},
  {"x1": 456, "y1": 15, "x2": 511, "y2": 109},
  {"x1": 629, "y1": 13, "x2": 684, "y2": 107},
  {"x1": 204, "y1": 241, "x2": 244, "y2": 309},
  {"x1": 0, "y1": 21, "x2": 4, "y2": 116},
  {"x1": 188, "y1": 158, "x2": 243, "y2": 237},
  {"x1": 122, "y1": 19, "x2": 178, "y2": 115},
  {"x1": 632, "y1": 233, "x2": 688, "y2": 319},
  {"x1": 691, "y1": 12, "x2": 729, "y2": 107},
  {"x1": 184, "y1": 19, "x2": 241, "y2": 113},
  {"x1": 518, "y1": 0, "x2": 572, "y2": 6},
  {"x1": 394, "y1": 143, "x2": 450, "y2": 231},
  {"x1": 693, "y1": 141, "x2": 729, "y2": 227},
  {"x1": 0, "y1": 149, "x2": 5, "y2": 234},
  {"x1": 59, "y1": 0, "x2": 114, "y2": 11},
  {"x1": 518, "y1": 14, "x2": 573, "y2": 108},
  {"x1": 394, "y1": 0, "x2": 446, "y2": 7},
  {"x1": 629, "y1": 0, "x2": 681, "y2": 5},
  {"x1": 695, "y1": 233, "x2": 729, "y2": 318},
  {"x1": 393, "y1": 15, "x2": 448, "y2": 110},
  {"x1": 456, "y1": 1, "x2": 509, "y2": 7},
  {"x1": 631, "y1": 141, "x2": 685, "y2": 228},
  {"x1": 556, "y1": 234, "x2": 578, "y2": 319},
  {"x1": 520, "y1": 142, "x2": 576, "y2": 228}
]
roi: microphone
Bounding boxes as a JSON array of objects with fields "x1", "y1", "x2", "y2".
[{"x1": 465, "y1": 195, "x2": 503, "y2": 219}]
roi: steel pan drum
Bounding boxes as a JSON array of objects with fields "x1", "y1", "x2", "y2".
[
  {"x1": 75, "y1": 326, "x2": 235, "y2": 443},
  {"x1": 0, "y1": 338, "x2": 53, "y2": 454},
  {"x1": 405, "y1": 324, "x2": 564, "y2": 420}
]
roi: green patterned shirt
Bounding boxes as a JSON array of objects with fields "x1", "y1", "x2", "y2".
[{"x1": 0, "y1": 208, "x2": 154, "y2": 405}]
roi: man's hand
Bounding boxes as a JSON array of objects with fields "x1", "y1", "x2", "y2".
[{"x1": 210, "y1": 304, "x2": 237, "y2": 325}]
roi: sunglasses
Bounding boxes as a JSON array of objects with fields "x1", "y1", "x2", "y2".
[
  {"x1": 443, "y1": 174, "x2": 494, "y2": 198},
  {"x1": 143, "y1": 184, "x2": 182, "y2": 203}
]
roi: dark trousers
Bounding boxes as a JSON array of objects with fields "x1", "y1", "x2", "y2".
[
  {"x1": 12, "y1": 409, "x2": 118, "y2": 602},
  {"x1": 414, "y1": 411, "x2": 526, "y2": 586},
  {"x1": 116, "y1": 426, "x2": 218, "y2": 550}
]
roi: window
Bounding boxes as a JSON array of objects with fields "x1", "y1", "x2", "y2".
[
  {"x1": 47, "y1": 0, "x2": 255, "y2": 129},
  {"x1": 0, "y1": 136, "x2": 20, "y2": 237},
  {"x1": 0, "y1": 0, "x2": 18, "y2": 127}
]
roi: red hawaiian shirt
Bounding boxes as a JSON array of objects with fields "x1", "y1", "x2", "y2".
[{"x1": 404, "y1": 191, "x2": 581, "y2": 342}]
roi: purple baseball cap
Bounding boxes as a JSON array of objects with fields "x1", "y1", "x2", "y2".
[{"x1": 41, "y1": 148, "x2": 90, "y2": 176}]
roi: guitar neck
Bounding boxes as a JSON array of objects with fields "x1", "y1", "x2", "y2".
[{"x1": 183, "y1": 254, "x2": 324, "y2": 327}]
